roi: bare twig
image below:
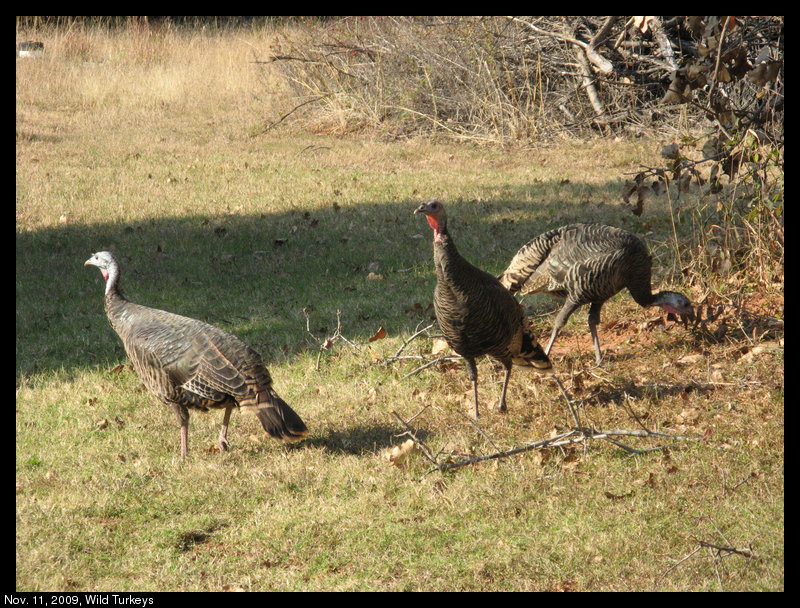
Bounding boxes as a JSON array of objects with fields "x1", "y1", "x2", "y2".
[
  {"x1": 455, "y1": 409, "x2": 501, "y2": 453},
  {"x1": 391, "y1": 410, "x2": 441, "y2": 469},
  {"x1": 507, "y1": 16, "x2": 613, "y2": 73},
  {"x1": 435, "y1": 430, "x2": 583, "y2": 473},
  {"x1": 699, "y1": 541, "x2": 756, "y2": 559},
  {"x1": 658, "y1": 544, "x2": 704, "y2": 583},
  {"x1": 400, "y1": 355, "x2": 461, "y2": 380},
  {"x1": 258, "y1": 95, "x2": 329, "y2": 134},
  {"x1": 602, "y1": 436, "x2": 680, "y2": 455},
  {"x1": 403, "y1": 404, "x2": 432, "y2": 425},
  {"x1": 303, "y1": 309, "x2": 359, "y2": 371},
  {"x1": 726, "y1": 473, "x2": 753, "y2": 493},
  {"x1": 411, "y1": 423, "x2": 700, "y2": 475},
  {"x1": 550, "y1": 375, "x2": 582, "y2": 428},
  {"x1": 385, "y1": 322, "x2": 435, "y2": 364},
  {"x1": 589, "y1": 16, "x2": 619, "y2": 50}
]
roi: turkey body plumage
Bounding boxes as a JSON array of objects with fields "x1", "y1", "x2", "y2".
[
  {"x1": 415, "y1": 201, "x2": 552, "y2": 418},
  {"x1": 498, "y1": 223, "x2": 694, "y2": 365},
  {"x1": 85, "y1": 251, "x2": 307, "y2": 457}
]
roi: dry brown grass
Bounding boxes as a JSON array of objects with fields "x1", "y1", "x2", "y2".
[{"x1": 16, "y1": 22, "x2": 296, "y2": 134}]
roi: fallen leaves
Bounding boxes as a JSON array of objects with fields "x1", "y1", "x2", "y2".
[
  {"x1": 368, "y1": 326, "x2": 387, "y2": 342},
  {"x1": 383, "y1": 439, "x2": 417, "y2": 467},
  {"x1": 96, "y1": 417, "x2": 125, "y2": 430},
  {"x1": 676, "y1": 353, "x2": 705, "y2": 366},
  {"x1": 737, "y1": 340, "x2": 783, "y2": 364},
  {"x1": 431, "y1": 338, "x2": 450, "y2": 356},
  {"x1": 676, "y1": 406, "x2": 702, "y2": 425}
]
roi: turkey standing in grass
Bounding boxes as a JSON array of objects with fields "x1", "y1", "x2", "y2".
[
  {"x1": 498, "y1": 223, "x2": 695, "y2": 366},
  {"x1": 414, "y1": 201, "x2": 552, "y2": 418},
  {"x1": 85, "y1": 251, "x2": 307, "y2": 458}
]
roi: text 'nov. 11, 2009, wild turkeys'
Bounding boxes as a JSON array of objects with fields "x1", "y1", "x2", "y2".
[
  {"x1": 414, "y1": 201, "x2": 552, "y2": 419},
  {"x1": 498, "y1": 223, "x2": 695, "y2": 366},
  {"x1": 85, "y1": 251, "x2": 308, "y2": 458}
]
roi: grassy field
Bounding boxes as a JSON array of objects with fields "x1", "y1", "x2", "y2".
[{"x1": 16, "y1": 24, "x2": 783, "y2": 591}]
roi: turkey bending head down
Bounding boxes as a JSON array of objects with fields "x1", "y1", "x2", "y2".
[
  {"x1": 85, "y1": 251, "x2": 308, "y2": 458},
  {"x1": 414, "y1": 201, "x2": 552, "y2": 418},
  {"x1": 498, "y1": 223, "x2": 695, "y2": 366}
]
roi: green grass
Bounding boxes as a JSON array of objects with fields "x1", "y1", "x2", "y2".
[{"x1": 17, "y1": 25, "x2": 783, "y2": 592}]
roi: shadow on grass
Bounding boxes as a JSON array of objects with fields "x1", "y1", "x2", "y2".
[
  {"x1": 584, "y1": 379, "x2": 716, "y2": 406},
  {"x1": 302, "y1": 423, "x2": 414, "y2": 455},
  {"x1": 16, "y1": 185, "x2": 658, "y2": 379}
]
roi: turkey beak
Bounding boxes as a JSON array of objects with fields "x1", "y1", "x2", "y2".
[{"x1": 413, "y1": 205, "x2": 424, "y2": 215}]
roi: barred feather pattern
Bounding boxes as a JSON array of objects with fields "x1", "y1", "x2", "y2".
[
  {"x1": 498, "y1": 224, "x2": 694, "y2": 364},
  {"x1": 432, "y1": 234, "x2": 550, "y2": 370},
  {"x1": 499, "y1": 224, "x2": 656, "y2": 306},
  {"x1": 86, "y1": 252, "x2": 307, "y2": 456},
  {"x1": 415, "y1": 202, "x2": 551, "y2": 418}
]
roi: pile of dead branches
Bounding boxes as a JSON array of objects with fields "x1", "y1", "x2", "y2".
[{"x1": 258, "y1": 16, "x2": 783, "y2": 142}]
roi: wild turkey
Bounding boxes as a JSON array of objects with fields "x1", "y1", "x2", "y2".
[
  {"x1": 414, "y1": 201, "x2": 552, "y2": 418},
  {"x1": 498, "y1": 223, "x2": 695, "y2": 366},
  {"x1": 85, "y1": 251, "x2": 307, "y2": 458}
]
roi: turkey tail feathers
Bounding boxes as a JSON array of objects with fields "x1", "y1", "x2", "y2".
[
  {"x1": 253, "y1": 392, "x2": 308, "y2": 442},
  {"x1": 514, "y1": 327, "x2": 553, "y2": 370}
]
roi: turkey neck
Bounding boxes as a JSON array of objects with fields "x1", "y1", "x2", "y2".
[
  {"x1": 431, "y1": 227, "x2": 475, "y2": 285},
  {"x1": 102, "y1": 268, "x2": 134, "y2": 334},
  {"x1": 622, "y1": 256, "x2": 659, "y2": 308}
]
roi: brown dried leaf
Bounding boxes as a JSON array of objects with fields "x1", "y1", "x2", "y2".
[
  {"x1": 737, "y1": 342, "x2": 781, "y2": 363},
  {"x1": 631, "y1": 187, "x2": 649, "y2": 216},
  {"x1": 368, "y1": 326, "x2": 387, "y2": 342},
  {"x1": 431, "y1": 338, "x2": 451, "y2": 356},
  {"x1": 383, "y1": 439, "x2": 417, "y2": 467},
  {"x1": 635, "y1": 472, "x2": 657, "y2": 487},
  {"x1": 677, "y1": 407, "x2": 701, "y2": 424},
  {"x1": 748, "y1": 60, "x2": 780, "y2": 87}
]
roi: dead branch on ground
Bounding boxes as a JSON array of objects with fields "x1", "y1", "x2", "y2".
[
  {"x1": 390, "y1": 376, "x2": 701, "y2": 476},
  {"x1": 302, "y1": 308, "x2": 360, "y2": 370}
]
